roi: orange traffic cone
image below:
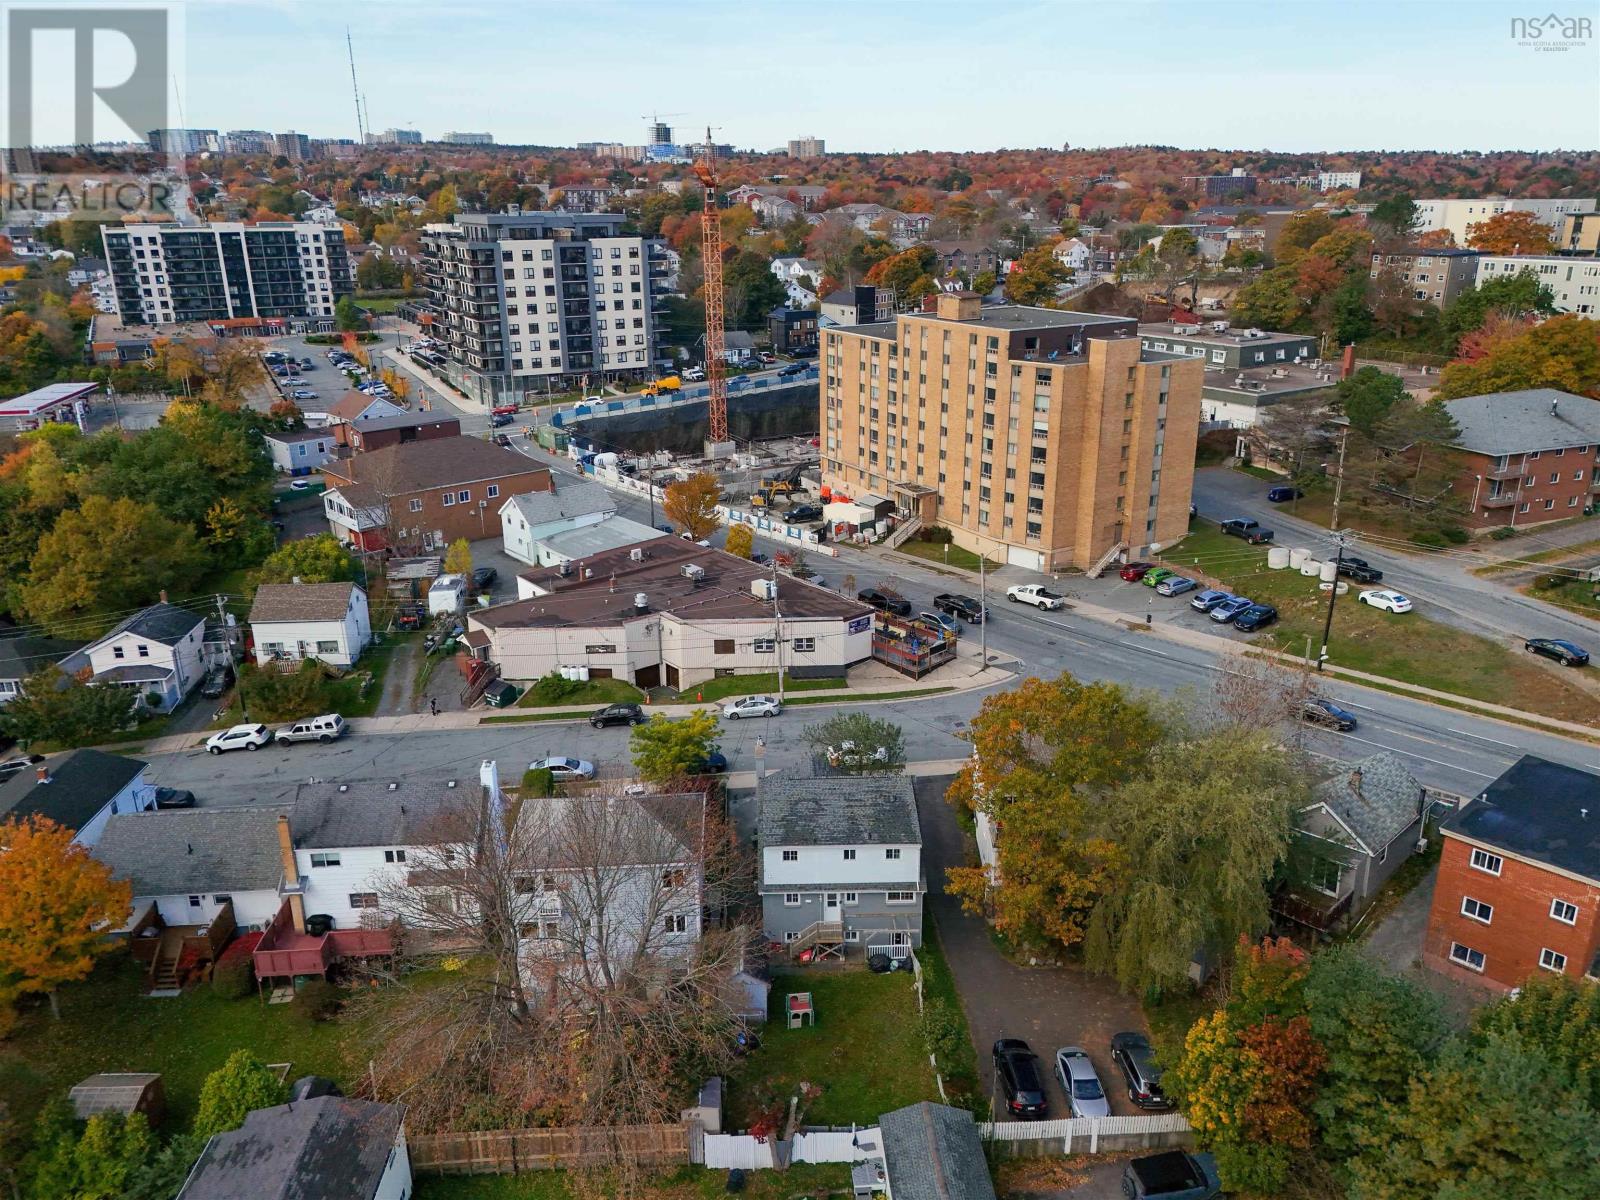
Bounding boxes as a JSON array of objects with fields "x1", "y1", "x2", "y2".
[{"x1": 696, "y1": 690, "x2": 703, "y2": 702}]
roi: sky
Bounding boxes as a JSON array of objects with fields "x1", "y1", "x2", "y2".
[{"x1": 83, "y1": 0, "x2": 1600, "y2": 152}]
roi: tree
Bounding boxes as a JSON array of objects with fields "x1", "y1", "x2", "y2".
[
  {"x1": 662, "y1": 471, "x2": 722, "y2": 540},
  {"x1": 255, "y1": 532, "x2": 359, "y2": 585},
  {"x1": 724, "y1": 524, "x2": 754, "y2": 559},
  {"x1": 1344, "y1": 397, "x2": 1465, "y2": 535},
  {"x1": 1230, "y1": 266, "x2": 1304, "y2": 329},
  {"x1": 1434, "y1": 314, "x2": 1600, "y2": 400},
  {"x1": 1274, "y1": 211, "x2": 1337, "y2": 266},
  {"x1": 1368, "y1": 195, "x2": 1419, "y2": 245},
  {"x1": 1084, "y1": 734, "x2": 1306, "y2": 992},
  {"x1": 72, "y1": 1111, "x2": 156, "y2": 1199},
  {"x1": 1472, "y1": 972, "x2": 1600, "y2": 1111},
  {"x1": 0, "y1": 667, "x2": 140, "y2": 749},
  {"x1": 801, "y1": 711, "x2": 906, "y2": 774},
  {"x1": 1439, "y1": 268, "x2": 1556, "y2": 350},
  {"x1": 1255, "y1": 390, "x2": 1334, "y2": 481},
  {"x1": 972, "y1": 268, "x2": 998, "y2": 296},
  {"x1": 443, "y1": 537, "x2": 474, "y2": 578},
  {"x1": 193, "y1": 1050, "x2": 287, "y2": 1138},
  {"x1": 0, "y1": 815, "x2": 131, "y2": 1028},
  {"x1": 1465, "y1": 210, "x2": 1558, "y2": 255},
  {"x1": 631, "y1": 709, "x2": 721, "y2": 784},
  {"x1": 1003, "y1": 243, "x2": 1069, "y2": 306},
  {"x1": 1335, "y1": 366, "x2": 1407, "y2": 435}
]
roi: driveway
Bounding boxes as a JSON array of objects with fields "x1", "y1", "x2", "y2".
[
  {"x1": 1361, "y1": 866, "x2": 1488, "y2": 1028},
  {"x1": 916, "y1": 776, "x2": 1151, "y2": 1120}
]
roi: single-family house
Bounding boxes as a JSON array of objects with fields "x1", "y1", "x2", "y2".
[
  {"x1": 327, "y1": 390, "x2": 406, "y2": 427},
  {"x1": 0, "y1": 750, "x2": 154, "y2": 847},
  {"x1": 263, "y1": 428, "x2": 336, "y2": 474},
  {"x1": 1053, "y1": 236, "x2": 1092, "y2": 280},
  {"x1": 499, "y1": 479, "x2": 664, "y2": 567},
  {"x1": 248, "y1": 582, "x2": 372, "y2": 668},
  {"x1": 875, "y1": 1102, "x2": 997, "y2": 1200},
  {"x1": 1274, "y1": 752, "x2": 1425, "y2": 935},
  {"x1": 0, "y1": 633, "x2": 83, "y2": 704},
  {"x1": 770, "y1": 256, "x2": 821, "y2": 286},
  {"x1": 74, "y1": 602, "x2": 208, "y2": 712},
  {"x1": 757, "y1": 774, "x2": 924, "y2": 959},
  {"x1": 752, "y1": 195, "x2": 801, "y2": 225},
  {"x1": 176, "y1": 1097, "x2": 411, "y2": 1200}
]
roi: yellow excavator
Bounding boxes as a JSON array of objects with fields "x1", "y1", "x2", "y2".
[{"x1": 750, "y1": 479, "x2": 801, "y2": 508}]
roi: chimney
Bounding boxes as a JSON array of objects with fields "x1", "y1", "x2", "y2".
[
  {"x1": 35, "y1": 765, "x2": 49, "y2": 784},
  {"x1": 1339, "y1": 343, "x2": 1356, "y2": 380},
  {"x1": 159, "y1": 589, "x2": 169, "y2": 604},
  {"x1": 1552, "y1": 397, "x2": 1559, "y2": 416},
  {"x1": 1349, "y1": 766, "x2": 1363, "y2": 793},
  {"x1": 276, "y1": 814, "x2": 306, "y2": 934}
]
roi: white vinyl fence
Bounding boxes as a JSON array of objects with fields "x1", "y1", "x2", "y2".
[
  {"x1": 701, "y1": 1126, "x2": 877, "y2": 1170},
  {"x1": 981, "y1": 1113, "x2": 1193, "y2": 1156}
]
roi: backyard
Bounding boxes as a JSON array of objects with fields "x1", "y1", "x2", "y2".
[{"x1": 211, "y1": 635, "x2": 411, "y2": 726}]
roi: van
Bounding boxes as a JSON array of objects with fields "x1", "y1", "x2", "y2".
[{"x1": 274, "y1": 713, "x2": 347, "y2": 745}]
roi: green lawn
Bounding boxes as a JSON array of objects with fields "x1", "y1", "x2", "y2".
[
  {"x1": 415, "y1": 1164, "x2": 851, "y2": 1199},
  {"x1": 212, "y1": 637, "x2": 409, "y2": 727},
  {"x1": 357, "y1": 297, "x2": 406, "y2": 314},
  {"x1": 1526, "y1": 575, "x2": 1600, "y2": 617},
  {"x1": 686, "y1": 673, "x2": 842, "y2": 703},
  {"x1": 914, "y1": 921, "x2": 982, "y2": 1114},
  {"x1": 1160, "y1": 524, "x2": 1600, "y2": 725},
  {"x1": 724, "y1": 967, "x2": 938, "y2": 1129},
  {"x1": 0, "y1": 957, "x2": 355, "y2": 1135},
  {"x1": 515, "y1": 676, "x2": 643, "y2": 708},
  {"x1": 896, "y1": 540, "x2": 1001, "y2": 572}
]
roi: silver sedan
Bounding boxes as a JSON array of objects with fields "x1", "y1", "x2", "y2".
[{"x1": 1055, "y1": 1046, "x2": 1112, "y2": 1118}]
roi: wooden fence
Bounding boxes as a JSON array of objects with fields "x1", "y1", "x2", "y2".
[{"x1": 409, "y1": 1124, "x2": 688, "y2": 1175}]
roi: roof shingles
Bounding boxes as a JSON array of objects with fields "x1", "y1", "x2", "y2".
[
  {"x1": 758, "y1": 774, "x2": 920, "y2": 848},
  {"x1": 250, "y1": 582, "x2": 362, "y2": 625}
]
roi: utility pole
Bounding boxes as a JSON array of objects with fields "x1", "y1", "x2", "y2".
[
  {"x1": 771, "y1": 556, "x2": 784, "y2": 702},
  {"x1": 1329, "y1": 424, "x2": 1349, "y2": 532},
  {"x1": 1317, "y1": 534, "x2": 1346, "y2": 673},
  {"x1": 978, "y1": 550, "x2": 988, "y2": 671},
  {"x1": 216, "y1": 593, "x2": 246, "y2": 719}
]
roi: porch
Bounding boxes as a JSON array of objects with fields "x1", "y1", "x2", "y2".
[
  {"x1": 126, "y1": 900, "x2": 236, "y2": 991},
  {"x1": 252, "y1": 901, "x2": 394, "y2": 982},
  {"x1": 870, "y1": 614, "x2": 957, "y2": 679},
  {"x1": 1271, "y1": 886, "x2": 1354, "y2": 936}
]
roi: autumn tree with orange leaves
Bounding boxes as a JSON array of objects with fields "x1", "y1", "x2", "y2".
[
  {"x1": 1465, "y1": 209, "x2": 1558, "y2": 255},
  {"x1": 0, "y1": 816, "x2": 131, "y2": 1032}
]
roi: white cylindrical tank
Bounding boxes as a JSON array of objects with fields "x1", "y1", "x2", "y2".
[
  {"x1": 1289, "y1": 547, "x2": 1310, "y2": 569},
  {"x1": 1319, "y1": 560, "x2": 1339, "y2": 583},
  {"x1": 1268, "y1": 547, "x2": 1290, "y2": 570},
  {"x1": 1301, "y1": 559, "x2": 1322, "y2": 577},
  {"x1": 1318, "y1": 581, "x2": 1350, "y2": 595}
]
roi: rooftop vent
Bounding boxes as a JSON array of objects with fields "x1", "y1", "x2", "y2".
[
  {"x1": 634, "y1": 592, "x2": 649, "y2": 612},
  {"x1": 338, "y1": 784, "x2": 348, "y2": 793},
  {"x1": 388, "y1": 782, "x2": 399, "y2": 791},
  {"x1": 447, "y1": 780, "x2": 458, "y2": 788},
  {"x1": 751, "y1": 577, "x2": 778, "y2": 602},
  {"x1": 629, "y1": 547, "x2": 645, "y2": 562}
]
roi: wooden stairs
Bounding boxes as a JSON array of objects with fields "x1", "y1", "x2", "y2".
[
  {"x1": 788, "y1": 920, "x2": 845, "y2": 960},
  {"x1": 149, "y1": 930, "x2": 182, "y2": 990}
]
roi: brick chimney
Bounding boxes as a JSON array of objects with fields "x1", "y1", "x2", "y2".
[
  {"x1": 1339, "y1": 343, "x2": 1356, "y2": 380},
  {"x1": 35, "y1": 764, "x2": 50, "y2": 784},
  {"x1": 276, "y1": 814, "x2": 306, "y2": 934}
]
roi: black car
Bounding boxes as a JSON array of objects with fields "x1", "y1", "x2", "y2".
[
  {"x1": 1301, "y1": 698, "x2": 1358, "y2": 732},
  {"x1": 1111, "y1": 1032, "x2": 1170, "y2": 1110},
  {"x1": 778, "y1": 363, "x2": 808, "y2": 377},
  {"x1": 1266, "y1": 486, "x2": 1303, "y2": 503},
  {"x1": 493, "y1": 433, "x2": 512, "y2": 447},
  {"x1": 154, "y1": 786, "x2": 196, "y2": 809},
  {"x1": 1526, "y1": 638, "x2": 1590, "y2": 667},
  {"x1": 590, "y1": 703, "x2": 647, "y2": 729},
  {"x1": 787, "y1": 505, "x2": 823, "y2": 522},
  {"x1": 993, "y1": 1038, "x2": 1048, "y2": 1119},
  {"x1": 1232, "y1": 603, "x2": 1278, "y2": 632},
  {"x1": 858, "y1": 588, "x2": 912, "y2": 617},
  {"x1": 934, "y1": 593, "x2": 986, "y2": 623},
  {"x1": 200, "y1": 666, "x2": 234, "y2": 698},
  {"x1": 1337, "y1": 557, "x2": 1384, "y2": 584},
  {"x1": 690, "y1": 750, "x2": 729, "y2": 775},
  {"x1": 471, "y1": 567, "x2": 498, "y2": 591}
]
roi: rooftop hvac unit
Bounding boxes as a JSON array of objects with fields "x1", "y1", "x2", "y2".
[
  {"x1": 629, "y1": 547, "x2": 645, "y2": 562},
  {"x1": 556, "y1": 560, "x2": 572, "y2": 575},
  {"x1": 681, "y1": 563, "x2": 706, "y2": 581},
  {"x1": 634, "y1": 592, "x2": 649, "y2": 612},
  {"x1": 1211, "y1": 321, "x2": 1230, "y2": 332},
  {"x1": 751, "y1": 577, "x2": 778, "y2": 602}
]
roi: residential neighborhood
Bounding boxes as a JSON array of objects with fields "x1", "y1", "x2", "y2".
[{"x1": 1, "y1": 5, "x2": 1599, "y2": 1200}]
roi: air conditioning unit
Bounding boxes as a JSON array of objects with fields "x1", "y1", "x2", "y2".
[
  {"x1": 681, "y1": 563, "x2": 706, "y2": 581},
  {"x1": 1414, "y1": 837, "x2": 1429, "y2": 855},
  {"x1": 629, "y1": 547, "x2": 646, "y2": 562},
  {"x1": 751, "y1": 577, "x2": 778, "y2": 602}
]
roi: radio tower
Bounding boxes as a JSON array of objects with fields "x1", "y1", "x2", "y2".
[
  {"x1": 346, "y1": 29, "x2": 367, "y2": 144},
  {"x1": 692, "y1": 128, "x2": 729, "y2": 453}
]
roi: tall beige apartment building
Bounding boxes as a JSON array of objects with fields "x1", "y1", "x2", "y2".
[{"x1": 820, "y1": 293, "x2": 1203, "y2": 572}]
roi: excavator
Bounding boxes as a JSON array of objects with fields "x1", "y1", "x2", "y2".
[{"x1": 750, "y1": 479, "x2": 802, "y2": 508}]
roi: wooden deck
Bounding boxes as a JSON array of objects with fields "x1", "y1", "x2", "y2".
[{"x1": 253, "y1": 902, "x2": 394, "y2": 980}]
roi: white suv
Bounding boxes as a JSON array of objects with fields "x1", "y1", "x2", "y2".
[{"x1": 205, "y1": 723, "x2": 273, "y2": 755}]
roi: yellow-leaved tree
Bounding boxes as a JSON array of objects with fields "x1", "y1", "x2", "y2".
[
  {"x1": 662, "y1": 472, "x2": 723, "y2": 541},
  {"x1": 724, "y1": 524, "x2": 754, "y2": 559}
]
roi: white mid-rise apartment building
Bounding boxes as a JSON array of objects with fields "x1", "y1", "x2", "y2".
[
  {"x1": 1474, "y1": 255, "x2": 1600, "y2": 318},
  {"x1": 1414, "y1": 197, "x2": 1598, "y2": 246},
  {"x1": 101, "y1": 221, "x2": 353, "y2": 326}
]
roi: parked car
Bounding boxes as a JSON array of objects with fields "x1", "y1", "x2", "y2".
[
  {"x1": 690, "y1": 750, "x2": 729, "y2": 775},
  {"x1": 200, "y1": 666, "x2": 234, "y2": 698},
  {"x1": 1337, "y1": 556, "x2": 1383, "y2": 583},
  {"x1": 1121, "y1": 1151, "x2": 1222, "y2": 1199},
  {"x1": 1119, "y1": 561, "x2": 1156, "y2": 582},
  {"x1": 289, "y1": 480, "x2": 312, "y2": 491},
  {"x1": 857, "y1": 587, "x2": 912, "y2": 617},
  {"x1": 1220, "y1": 518, "x2": 1274, "y2": 543},
  {"x1": 1189, "y1": 589, "x2": 1235, "y2": 613},
  {"x1": 993, "y1": 1038, "x2": 1049, "y2": 1119},
  {"x1": 590, "y1": 703, "x2": 647, "y2": 728},
  {"x1": 778, "y1": 363, "x2": 808, "y2": 378},
  {"x1": 490, "y1": 412, "x2": 514, "y2": 428},
  {"x1": 934, "y1": 593, "x2": 986, "y2": 623},
  {"x1": 787, "y1": 504, "x2": 823, "y2": 522},
  {"x1": 471, "y1": 567, "x2": 498, "y2": 591},
  {"x1": 1266, "y1": 485, "x2": 1303, "y2": 502},
  {"x1": 1209, "y1": 596, "x2": 1255, "y2": 624},
  {"x1": 1302, "y1": 698, "x2": 1359, "y2": 731},
  {"x1": 289, "y1": 389, "x2": 319, "y2": 401},
  {"x1": 205, "y1": 723, "x2": 273, "y2": 755},
  {"x1": 275, "y1": 713, "x2": 347, "y2": 744},
  {"x1": 1111, "y1": 1032, "x2": 1171, "y2": 1110},
  {"x1": 759, "y1": 351, "x2": 777, "y2": 365},
  {"x1": 919, "y1": 610, "x2": 962, "y2": 637},
  {"x1": 825, "y1": 741, "x2": 891, "y2": 770},
  {"x1": 681, "y1": 366, "x2": 706, "y2": 382},
  {"x1": 1526, "y1": 637, "x2": 1590, "y2": 667},
  {"x1": 1006, "y1": 584, "x2": 1067, "y2": 610},
  {"x1": 493, "y1": 433, "x2": 512, "y2": 447},
  {"x1": 0, "y1": 754, "x2": 44, "y2": 779},
  {"x1": 528, "y1": 756, "x2": 595, "y2": 781},
  {"x1": 1054, "y1": 1047, "x2": 1112, "y2": 1119},
  {"x1": 1140, "y1": 567, "x2": 1175, "y2": 589},
  {"x1": 723, "y1": 694, "x2": 781, "y2": 719},
  {"x1": 1155, "y1": 575, "x2": 1197, "y2": 597},
  {"x1": 153, "y1": 787, "x2": 196, "y2": 809},
  {"x1": 1233, "y1": 603, "x2": 1279, "y2": 632},
  {"x1": 1358, "y1": 588, "x2": 1413, "y2": 614}
]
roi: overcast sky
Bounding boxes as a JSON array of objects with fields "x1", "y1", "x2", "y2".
[{"x1": 155, "y1": 0, "x2": 1600, "y2": 151}]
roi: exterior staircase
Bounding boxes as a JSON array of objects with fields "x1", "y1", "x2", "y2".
[
  {"x1": 150, "y1": 934, "x2": 181, "y2": 990},
  {"x1": 788, "y1": 920, "x2": 845, "y2": 959},
  {"x1": 1086, "y1": 540, "x2": 1127, "y2": 579},
  {"x1": 883, "y1": 517, "x2": 924, "y2": 551}
]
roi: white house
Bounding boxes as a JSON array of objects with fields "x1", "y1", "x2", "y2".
[
  {"x1": 0, "y1": 750, "x2": 155, "y2": 848},
  {"x1": 248, "y1": 582, "x2": 372, "y2": 668},
  {"x1": 0, "y1": 634, "x2": 83, "y2": 704},
  {"x1": 70, "y1": 603, "x2": 208, "y2": 712},
  {"x1": 1053, "y1": 237, "x2": 1092, "y2": 281},
  {"x1": 770, "y1": 256, "x2": 821, "y2": 286},
  {"x1": 328, "y1": 390, "x2": 406, "y2": 427},
  {"x1": 263, "y1": 428, "x2": 336, "y2": 474},
  {"x1": 499, "y1": 479, "x2": 664, "y2": 568}
]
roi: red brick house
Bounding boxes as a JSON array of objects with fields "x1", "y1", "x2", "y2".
[
  {"x1": 1446, "y1": 389, "x2": 1600, "y2": 530},
  {"x1": 334, "y1": 411, "x2": 461, "y2": 454},
  {"x1": 1423, "y1": 756, "x2": 1600, "y2": 991}
]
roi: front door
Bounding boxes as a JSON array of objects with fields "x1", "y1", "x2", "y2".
[{"x1": 824, "y1": 893, "x2": 841, "y2": 922}]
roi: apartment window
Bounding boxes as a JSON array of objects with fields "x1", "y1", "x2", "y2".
[
  {"x1": 1540, "y1": 948, "x2": 1567, "y2": 973},
  {"x1": 1449, "y1": 942, "x2": 1486, "y2": 972},
  {"x1": 663, "y1": 914, "x2": 688, "y2": 934},
  {"x1": 457, "y1": 490, "x2": 471, "y2": 504},
  {"x1": 442, "y1": 492, "x2": 455, "y2": 507},
  {"x1": 843, "y1": 848, "x2": 856, "y2": 861},
  {"x1": 1551, "y1": 898, "x2": 1579, "y2": 924},
  {"x1": 714, "y1": 639, "x2": 735, "y2": 655},
  {"x1": 782, "y1": 850, "x2": 798, "y2": 861},
  {"x1": 753, "y1": 638, "x2": 776, "y2": 654},
  {"x1": 1469, "y1": 848, "x2": 1503, "y2": 876},
  {"x1": 885, "y1": 848, "x2": 902, "y2": 861},
  {"x1": 188, "y1": 895, "x2": 201, "y2": 908},
  {"x1": 1460, "y1": 896, "x2": 1493, "y2": 924},
  {"x1": 1309, "y1": 857, "x2": 1341, "y2": 896},
  {"x1": 793, "y1": 636, "x2": 816, "y2": 653},
  {"x1": 310, "y1": 852, "x2": 341, "y2": 868},
  {"x1": 487, "y1": 485, "x2": 500, "y2": 498},
  {"x1": 886, "y1": 891, "x2": 916, "y2": 904},
  {"x1": 349, "y1": 893, "x2": 379, "y2": 909},
  {"x1": 782, "y1": 892, "x2": 801, "y2": 907}
]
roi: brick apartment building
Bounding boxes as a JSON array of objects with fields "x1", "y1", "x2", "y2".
[
  {"x1": 321, "y1": 436, "x2": 551, "y2": 553},
  {"x1": 1444, "y1": 389, "x2": 1600, "y2": 529},
  {"x1": 820, "y1": 292, "x2": 1203, "y2": 572},
  {"x1": 1424, "y1": 756, "x2": 1600, "y2": 991}
]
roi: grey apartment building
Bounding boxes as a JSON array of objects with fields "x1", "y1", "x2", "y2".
[
  {"x1": 101, "y1": 222, "x2": 353, "y2": 327},
  {"x1": 419, "y1": 210, "x2": 670, "y2": 403},
  {"x1": 1369, "y1": 247, "x2": 1481, "y2": 307}
]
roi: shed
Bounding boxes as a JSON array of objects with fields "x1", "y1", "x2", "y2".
[
  {"x1": 68, "y1": 1073, "x2": 165, "y2": 1126},
  {"x1": 427, "y1": 574, "x2": 467, "y2": 616}
]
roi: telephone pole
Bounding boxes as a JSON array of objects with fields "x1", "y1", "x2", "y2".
[
  {"x1": 216, "y1": 593, "x2": 245, "y2": 719},
  {"x1": 771, "y1": 556, "x2": 784, "y2": 702},
  {"x1": 978, "y1": 550, "x2": 988, "y2": 671},
  {"x1": 1317, "y1": 533, "x2": 1347, "y2": 673},
  {"x1": 1329, "y1": 423, "x2": 1349, "y2": 532}
]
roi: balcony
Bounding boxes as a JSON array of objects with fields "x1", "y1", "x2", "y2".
[
  {"x1": 1271, "y1": 886, "x2": 1353, "y2": 935},
  {"x1": 1481, "y1": 493, "x2": 1518, "y2": 509},
  {"x1": 1484, "y1": 463, "x2": 1525, "y2": 482}
]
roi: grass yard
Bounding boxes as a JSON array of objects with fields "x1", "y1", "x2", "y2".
[
  {"x1": 0, "y1": 957, "x2": 355, "y2": 1134},
  {"x1": 686, "y1": 673, "x2": 842, "y2": 703},
  {"x1": 415, "y1": 1164, "x2": 852, "y2": 1199},
  {"x1": 1473, "y1": 536, "x2": 1600, "y2": 576},
  {"x1": 724, "y1": 966, "x2": 938, "y2": 1130},
  {"x1": 1525, "y1": 574, "x2": 1600, "y2": 617},
  {"x1": 896, "y1": 539, "x2": 1001, "y2": 573},
  {"x1": 515, "y1": 675, "x2": 643, "y2": 708},
  {"x1": 914, "y1": 921, "x2": 982, "y2": 1113},
  {"x1": 1160, "y1": 524, "x2": 1600, "y2": 725},
  {"x1": 211, "y1": 636, "x2": 409, "y2": 727},
  {"x1": 357, "y1": 297, "x2": 406, "y2": 314}
]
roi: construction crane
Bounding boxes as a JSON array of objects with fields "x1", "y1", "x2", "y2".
[{"x1": 692, "y1": 128, "x2": 729, "y2": 449}]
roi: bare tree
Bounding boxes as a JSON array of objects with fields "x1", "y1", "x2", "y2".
[
  {"x1": 1254, "y1": 392, "x2": 1335, "y2": 480},
  {"x1": 1209, "y1": 652, "x2": 1319, "y2": 744}
]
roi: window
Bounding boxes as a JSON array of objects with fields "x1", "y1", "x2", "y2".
[
  {"x1": 782, "y1": 850, "x2": 798, "y2": 861},
  {"x1": 442, "y1": 492, "x2": 455, "y2": 507},
  {"x1": 793, "y1": 637, "x2": 816, "y2": 653},
  {"x1": 1470, "y1": 848, "x2": 1503, "y2": 876},
  {"x1": 886, "y1": 891, "x2": 917, "y2": 904},
  {"x1": 782, "y1": 892, "x2": 801, "y2": 907},
  {"x1": 885, "y1": 848, "x2": 902, "y2": 861},
  {"x1": 662, "y1": 868, "x2": 686, "y2": 889},
  {"x1": 349, "y1": 893, "x2": 379, "y2": 909},
  {"x1": 753, "y1": 638, "x2": 776, "y2": 654},
  {"x1": 1461, "y1": 896, "x2": 1493, "y2": 924},
  {"x1": 663, "y1": 914, "x2": 688, "y2": 934},
  {"x1": 1540, "y1": 948, "x2": 1567, "y2": 973},
  {"x1": 1551, "y1": 898, "x2": 1579, "y2": 924},
  {"x1": 408, "y1": 498, "x2": 423, "y2": 513},
  {"x1": 487, "y1": 484, "x2": 499, "y2": 498},
  {"x1": 1309, "y1": 857, "x2": 1342, "y2": 895},
  {"x1": 310, "y1": 852, "x2": 341, "y2": 868},
  {"x1": 188, "y1": 895, "x2": 202, "y2": 908},
  {"x1": 843, "y1": 848, "x2": 856, "y2": 861},
  {"x1": 1449, "y1": 942, "x2": 1486, "y2": 972},
  {"x1": 713, "y1": 639, "x2": 735, "y2": 655},
  {"x1": 317, "y1": 640, "x2": 339, "y2": 653},
  {"x1": 213, "y1": 894, "x2": 231, "y2": 906},
  {"x1": 783, "y1": 931, "x2": 798, "y2": 942},
  {"x1": 844, "y1": 929, "x2": 860, "y2": 943},
  {"x1": 457, "y1": 490, "x2": 471, "y2": 504},
  {"x1": 384, "y1": 849, "x2": 406, "y2": 863},
  {"x1": 843, "y1": 892, "x2": 858, "y2": 905},
  {"x1": 113, "y1": 646, "x2": 125, "y2": 659}
]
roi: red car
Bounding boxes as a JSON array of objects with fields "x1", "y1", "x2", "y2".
[
  {"x1": 491, "y1": 404, "x2": 519, "y2": 417},
  {"x1": 1119, "y1": 562, "x2": 1156, "y2": 582}
]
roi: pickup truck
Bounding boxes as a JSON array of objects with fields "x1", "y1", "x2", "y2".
[
  {"x1": 934, "y1": 593, "x2": 986, "y2": 623},
  {"x1": 1121, "y1": 1151, "x2": 1222, "y2": 1199},
  {"x1": 1220, "y1": 518, "x2": 1274, "y2": 544},
  {"x1": 857, "y1": 587, "x2": 912, "y2": 617}
]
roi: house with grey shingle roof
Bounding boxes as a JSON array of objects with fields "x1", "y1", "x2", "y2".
[
  {"x1": 0, "y1": 749, "x2": 153, "y2": 847},
  {"x1": 1277, "y1": 752, "x2": 1426, "y2": 934},
  {"x1": 248, "y1": 581, "x2": 371, "y2": 668},
  {"x1": 499, "y1": 478, "x2": 664, "y2": 567},
  {"x1": 757, "y1": 773, "x2": 924, "y2": 956},
  {"x1": 876, "y1": 1102, "x2": 997, "y2": 1200},
  {"x1": 0, "y1": 633, "x2": 84, "y2": 705},
  {"x1": 73, "y1": 602, "x2": 209, "y2": 712}
]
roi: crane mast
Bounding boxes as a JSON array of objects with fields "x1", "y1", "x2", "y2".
[{"x1": 692, "y1": 129, "x2": 730, "y2": 452}]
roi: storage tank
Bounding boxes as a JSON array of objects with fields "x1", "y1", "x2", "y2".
[
  {"x1": 1319, "y1": 560, "x2": 1339, "y2": 583},
  {"x1": 1289, "y1": 547, "x2": 1310, "y2": 569},
  {"x1": 1267, "y1": 547, "x2": 1290, "y2": 570},
  {"x1": 1300, "y1": 559, "x2": 1322, "y2": 577}
]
